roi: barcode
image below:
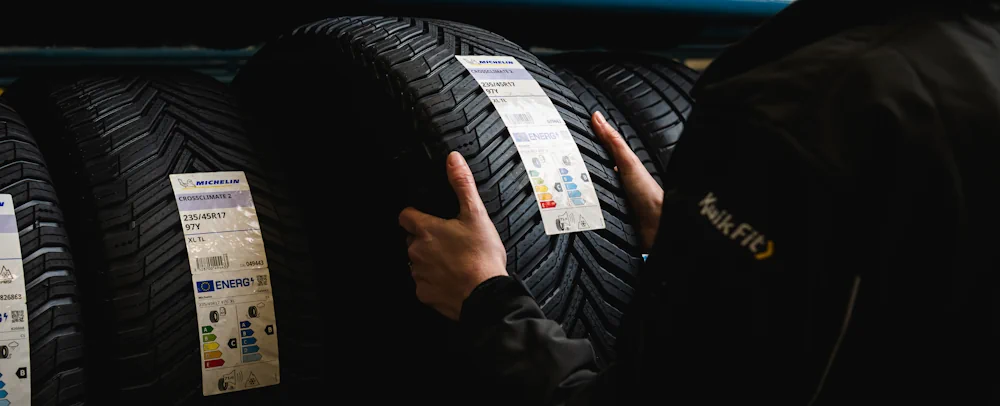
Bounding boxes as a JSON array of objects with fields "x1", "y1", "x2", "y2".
[
  {"x1": 504, "y1": 113, "x2": 534, "y2": 125},
  {"x1": 11, "y1": 310, "x2": 23, "y2": 323},
  {"x1": 256, "y1": 275, "x2": 268, "y2": 286},
  {"x1": 196, "y1": 254, "x2": 229, "y2": 271}
]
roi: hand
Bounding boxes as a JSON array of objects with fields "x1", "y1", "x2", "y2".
[
  {"x1": 592, "y1": 111, "x2": 663, "y2": 251},
  {"x1": 400, "y1": 151, "x2": 509, "y2": 320}
]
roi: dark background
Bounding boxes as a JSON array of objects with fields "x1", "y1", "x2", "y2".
[{"x1": 0, "y1": 3, "x2": 771, "y2": 51}]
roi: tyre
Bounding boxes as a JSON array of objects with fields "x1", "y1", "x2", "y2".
[
  {"x1": 234, "y1": 17, "x2": 644, "y2": 369},
  {"x1": 3, "y1": 72, "x2": 320, "y2": 403},
  {"x1": 0, "y1": 101, "x2": 86, "y2": 405},
  {"x1": 546, "y1": 53, "x2": 700, "y2": 175},
  {"x1": 549, "y1": 65, "x2": 665, "y2": 186}
]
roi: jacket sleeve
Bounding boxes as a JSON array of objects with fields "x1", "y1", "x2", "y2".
[{"x1": 458, "y1": 276, "x2": 632, "y2": 406}]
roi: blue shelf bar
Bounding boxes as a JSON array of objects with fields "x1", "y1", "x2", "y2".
[{"x1": 396, "y1": 0, "x2": 793, "y2": 17}]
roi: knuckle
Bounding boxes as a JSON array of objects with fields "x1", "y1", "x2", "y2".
[
  {"x1": 603, "y1": 123, "x2": 621, "y2": 138},
  {"x1": 597, "y1": 119, "x2": 618, "y2": 136},
  {"x1": 415, "y1": 285, "x2": 430, "y2": 304},
  {"x1": 453, "y1": 173, "x2": 477, "y2": 189},
  {"x1": 467, "y1": 201, "x2": 488, "y2": 217},
  {"x1": 406, "y1": 244, "x2": 421, "y2": 260}
]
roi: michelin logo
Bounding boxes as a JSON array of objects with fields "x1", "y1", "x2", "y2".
[
  {"x1": 177, "y1": 178, "x2": 240, "y2": 188},
  {"x1": 197, "y1": 179, "x2": 239, "y2": 186},
  {"x1": 459, "y1": 56, "x2": 516, "y2": 66},
  {"x1": 196, "y1": 278, "x2": 253, "y2": 293}
]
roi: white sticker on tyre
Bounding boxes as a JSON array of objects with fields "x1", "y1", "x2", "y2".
[
  {"x1": 456, "y1": 56, "x2": 606, "y2": 235},
  {"x1": 169, "y1": 172, "x2": 279, "y2": 396},
  {"x1": 0, "y1": 195, "x2": 31, "y2": 406}
]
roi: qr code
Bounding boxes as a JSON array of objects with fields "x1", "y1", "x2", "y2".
[
  {"x1": 256, "y1": 275, "x2": 268, "y2": 286},
  {"x1": 11, "y1": 310, "x2": 24, "y2": 323}
]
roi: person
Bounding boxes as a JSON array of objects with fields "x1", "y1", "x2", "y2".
[{"x1": 399, "y1": 0, "x2": 996, "y2": 404}]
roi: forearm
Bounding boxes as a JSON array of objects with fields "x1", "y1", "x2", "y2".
[{"x1": 459, "y1": 276, "x2": 607, "y2": 405}]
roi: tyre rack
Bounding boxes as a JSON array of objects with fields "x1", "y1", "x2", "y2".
[{"x1": 0, "y1": 0, "x2": 793, "y2": 88}]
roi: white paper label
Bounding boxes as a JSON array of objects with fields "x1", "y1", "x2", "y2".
[
  {"x1": 169, "y1": 172, "x2": 279, "y2": 396},
  {"x1": 456, "y1": 56, "x2": 606, "y2": 234},
  {"x1": 0, "y1": 195, "x2": 31, "y2": 406}
]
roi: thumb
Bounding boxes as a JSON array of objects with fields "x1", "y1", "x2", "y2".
[
  {"x1": 592, "y1": 111, "x2": 642, "y2": 172},
  {"x1": 446, "y1": 151, "x2": 486, "y2": 220}
]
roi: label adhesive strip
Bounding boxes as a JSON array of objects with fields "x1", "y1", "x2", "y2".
[
  {"x1": 169, "y1": 172, "x2": 279, "y2": 396},
  {"x1": 456, "y1": 56, "x2": 606, "y2": 235},
  {"x1": 0, "y1": 195, "x2": 31, "y2": 406}
]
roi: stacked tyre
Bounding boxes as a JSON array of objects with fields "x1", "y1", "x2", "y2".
[
  {"x1": 3, "y1": 73, "x2": 322, "y2": 404},
  {"x1": 547, "y1": 53, "x2": 700, "y2": 180},
  {"x1": 0, "y1": 101, "x2": 86, "y2": 406},
  {"x1": 233, "y1": 17, "x2": 657, "y2": 373},
  {"x1": 0, "y1": 16, "x2": 699, "y2": 405}
]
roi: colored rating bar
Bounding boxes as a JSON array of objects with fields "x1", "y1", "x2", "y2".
[
  {"x1": 241, "y1": 345, "x2": 259, "y2": 355},
  {"x1": 204, "y1": 342, "x2": 219, "y2": 351},
  {"x1": 205, "y1": 359, "x2": 225, "y2": 368},
  {"x1": 204, "y1": 351, "x2": 223, "y2": 360},
  {"x1": 242, "y1": 337, "x2": 256, "y2": 345},
  {"x1": 202, "y1": 334, "x2": 217, "y2": 342},
  {"x1": 201, "y1": 326, "x2": 213, "y2": 334},
  {"x1": 241, "y1": 329, "x2": 254, "y2": 337},
  {"x1": 0, "y1": 399, "x2": 9, "y2": 406},
  {"x1": 242, "y1": 354, "x2": 262, "y2": 363},
  {"x1": 240, "y1": 321, "x2": 251, "y2": 329}
]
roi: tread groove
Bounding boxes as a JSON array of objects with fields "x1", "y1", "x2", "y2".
[
  {"x1": 0, "y1": 100, "x2": 86, "y2": 405},
  {"x1": 236, "y1": 17, "x2": 644, "y2": 370}
]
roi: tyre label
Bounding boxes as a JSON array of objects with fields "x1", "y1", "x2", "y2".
[
  {"x1": 457, "y1": 56, "x2": 606, "y2": 235},
  {"x1": 170, "y1": 172, "x2": 280, "y2": 396},
  {"x1": 0, "y1": 195, "x2": 31, "y2": 406}
]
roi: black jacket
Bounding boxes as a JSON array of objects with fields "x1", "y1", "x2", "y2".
[{"x1": 459, "y1": 1, "x2": 998, "y2": 404}]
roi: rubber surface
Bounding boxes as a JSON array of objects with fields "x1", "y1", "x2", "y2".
[
  {"x1": 550, "y1": 66, "x2": 665, "y2": 187},
  {"x1": 547, "y1": 54, "x2": 700, "y2": 175},
  {"x1": 235, "y1": 17, "x2": 644, "y2": 368},
  {"x1": 0, "y1": 101, "x2": 86, "y2": 405},
  {"x1": 3, "y1": 72, "x2": 320, "y2": 404}
]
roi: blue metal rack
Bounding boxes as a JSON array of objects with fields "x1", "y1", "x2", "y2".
[
  {"x1": 421, "y1": 0, "x2": 792, "y2": 16},
  {"x1": 0, "y1": 1, "x2": 793, "y2": 85}
]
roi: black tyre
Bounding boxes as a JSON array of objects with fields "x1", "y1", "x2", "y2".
[
  {"x1": 3, "y1": 73, "x2": 320, "y2": 404},
  {"x1": 235, "y1": 17, "x2": 644, "y2": 368},
  {"x1": 546, "y1": 53, "x2": 700, "y2": 175},
  {"x1": 0, "y1": 101, "x2": 86, "y2": 405},
  {"x1": 550, "y1": 65, "x2": 665, "y2": 186}
]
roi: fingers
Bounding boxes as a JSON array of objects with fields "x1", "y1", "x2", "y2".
[
  {"x1": 399, "y1": 207, "x2": 440, "y2": 235},
  {"x1": 445, "y1": 151, "x2": 487, "y2": 220},
  {"x1": 592, "y1": 111, "x2": 643, "y2": 172}
]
